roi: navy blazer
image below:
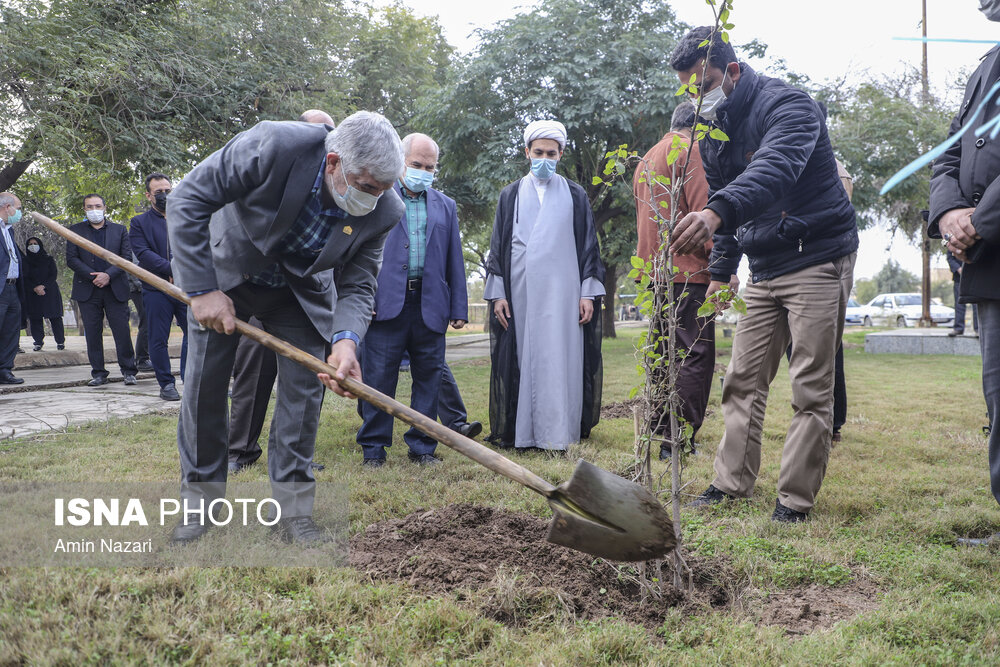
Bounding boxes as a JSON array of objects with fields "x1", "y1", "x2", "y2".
[
  {"x1": 129, "y1": 208, "x2": 173, "y2": 288},
  {"x1": 66, "y1": 220, "x2": 132, "y2": 303},
  {"x1": 372, "y1": 184, "x2": 468, "y2": 334}
]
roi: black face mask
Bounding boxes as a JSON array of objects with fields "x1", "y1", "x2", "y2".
[{"x1": 154, "y1": 193, "x2": 168, "y2": 212}]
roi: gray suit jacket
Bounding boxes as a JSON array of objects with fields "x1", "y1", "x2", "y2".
[{"x1": 167, "y1": 121, "x2": 404, "y2": 341}]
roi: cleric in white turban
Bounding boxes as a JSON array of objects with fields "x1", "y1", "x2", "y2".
[
  {"x1": 523, "y1": 119, "x2": 567, "y2": 150},
  {"x1": 483, "y1": 118, "x2": 605, "y2": 452}
]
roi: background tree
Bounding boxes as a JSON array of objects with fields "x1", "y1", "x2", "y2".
[
  {"x1": 417, "y1": 0, "x2": 693, "y2": 337},
  {"x1": 872, "y1": 259, "x2": 920, "y2": 294},
  {"x1": 827, "y1": 70, "x2": 952, "y2": 237}
]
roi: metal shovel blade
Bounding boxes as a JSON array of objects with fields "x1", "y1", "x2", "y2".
[{"x1": 544, "y1": 459, "x2": 677, "y2": 562}]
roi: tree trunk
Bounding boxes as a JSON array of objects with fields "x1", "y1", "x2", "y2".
[
  {"x1": 0, "y1": 157, "x2": 34, "y2": 192},
  {"x1": 602, "y1": 263, "x2": 617, "y2": 338}
]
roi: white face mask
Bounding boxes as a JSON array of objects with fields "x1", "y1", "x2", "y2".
[
  {"x1": 27, "y1": 244, "x2": 40, "y2": 253},
  {"x1": 329, "y1": 161, "x2": 381, "y2": 217},
  {"x1": 697, "y1": 72, "x2": 731, "y2": 122},
  {"x1": 85, "y1": 209, "x2": 105, "y2": 224}
]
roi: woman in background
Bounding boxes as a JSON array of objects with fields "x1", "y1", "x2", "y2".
[{"x1": 23, "y1": 236, "x2": 65, "y2": 351}]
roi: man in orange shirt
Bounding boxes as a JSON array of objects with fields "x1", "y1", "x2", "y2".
[{"x1": 633, "y1": 101, "x2": 720, "y2": 459}]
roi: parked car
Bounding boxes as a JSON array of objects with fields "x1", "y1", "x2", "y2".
[
  {"x1": 861, "y1": 293, "x2": 954, "y2": 328},
  {"x1": 844, "y1": 298, "x2": 865, "y2": 326}
]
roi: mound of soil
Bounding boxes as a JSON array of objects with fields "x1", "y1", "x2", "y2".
[
  {"x1": 350, "y1": 503, "x2": 691, "y2": 626},
  {"x1": 350, "y1": 504, "x2": 878, "y2": 634}
]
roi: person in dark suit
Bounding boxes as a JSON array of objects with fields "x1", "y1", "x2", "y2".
[
  {"x1": 127, "y1": 272, "x2": 152, "y2": 372},
  {"x1": 947, "y1": 250, "x2": 979, "y2": 337},
  {"x1": 0, "y1": 192, "x2": 26, "y2": 384},
  {"x1": 23, "y1": 237, "x2": 65, "y2": 351},
  {"x1": 356, "y1": 133, "x2": 469, "y2": 466},
  {"x1": 167, "y1": 112, "x2": 405, "y2": 544},
  {"x1": 66, "y1": 194, "x2": 137, "y2": 386},
  {"x1": 930, "y1": 0, "x2": 1000, "y2": 545},
  {"x1": 130, "y1": 173, "x2": 188, "y2": 401}
]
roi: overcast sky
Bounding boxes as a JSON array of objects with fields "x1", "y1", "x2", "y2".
[{"x1": 390, "y1": 0, "x2": 999, "y2": 282}]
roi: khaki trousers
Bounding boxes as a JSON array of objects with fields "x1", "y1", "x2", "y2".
[{"x1": 713, "y1": 253, "x2": 856, "y2": 512}]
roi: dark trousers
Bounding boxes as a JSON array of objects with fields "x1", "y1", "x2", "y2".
[
  {"x1": 0, "y1": 282, "x2": 20, "y2": 372},
  {"x1": 28, "y1": 316, "x2": 65, "y2": 346},
  {"x1": 438, "y1": 363, "x2": 469, "y2": 429},
  {"x1": 357, "y1": 294, "x2": 444, "y2": 460},
  {"x1": 144, "y1": 289, "x2": 188, "y2": 388},
  {"x1": 228, "y1": 316, "x2": 278, "y2": 468},
  {"x1": 979, "y1": 301, "x2": 1000, "y2": 508},
  {"x1": 178, "y1": 284, "x2": 325, "y2": 516},
  {"x1": 78, "y1": 289, "x2": 137, "y2": 378},
  {"x1": 651, "y1": 282, "x2": 716, "y2": 444},
  {"x1": 954, "y1": 281, "x2": 980, "y2": 333},
  {"x1": 129, "y1": 289, "x2": 149, "y2": 362}
]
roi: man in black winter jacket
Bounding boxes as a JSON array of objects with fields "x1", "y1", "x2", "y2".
[
  {"x1": 930, "y1": 0, "x2": 1000, "y2": 546},
  {"x1": 670, "y1": 26, "x2": 858, "y2": 522}
]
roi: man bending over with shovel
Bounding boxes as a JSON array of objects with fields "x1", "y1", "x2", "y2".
[{"x1": 167, "y1": 111, "x2": 404, "y2": 544}]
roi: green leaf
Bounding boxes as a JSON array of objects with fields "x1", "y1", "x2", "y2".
[
  {"x1": 591, "y1": 176, "x2": 603, "y2": 185},
  {"x1": 630, "y1": 255, "x2": 644, "y2": 269},
  {"x1": 709, "y1": 127, "x2": 730, "y2": 141},
  {"x1": 697, "y1": 301, "x2": 716, "y2": 317}
]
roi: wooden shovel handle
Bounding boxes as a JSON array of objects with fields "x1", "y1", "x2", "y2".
[{"x1": 31, "y1": 211, "x2": 557, "y2": 497}]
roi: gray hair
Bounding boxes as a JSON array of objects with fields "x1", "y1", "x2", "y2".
[
  {"x1": 324, "y1": 111, "x2": 404, "y2": 185},
  {"x1": 401, "y1": 133, "x2": 439, "y2": 159},
  {"x1": 0, "y1": 192, "x2": 17, "y2": 208},
  {"x1": 670, "y1": 101, "x2": 697, "y2": 131}
]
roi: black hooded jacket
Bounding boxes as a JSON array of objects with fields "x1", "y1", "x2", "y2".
[{"x1": 702, "y1": 64, "x2": 858, "y2": 283}]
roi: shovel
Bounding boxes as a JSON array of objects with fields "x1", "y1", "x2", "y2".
[{"x1": 32, "y1": 211, "x2": 676, "y2": 562}]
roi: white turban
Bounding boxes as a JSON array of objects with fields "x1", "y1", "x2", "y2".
[{"x1": 523, "y1": 120, "x2": 567, "y2": 150}]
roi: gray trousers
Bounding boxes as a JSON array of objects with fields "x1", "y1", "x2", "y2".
[
  {"x1": 177, "y1": 284, "x2": 326, "y2": 517},
  {"x1": 979, "y1": 301, "x2": 1000, "y2": 508}
]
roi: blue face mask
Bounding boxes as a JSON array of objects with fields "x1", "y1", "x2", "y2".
[
  {"x1": 530, "y1": 158, "x2": 558, "y2": 180},
  {"x1": 402, "y1": 167, "x2": 435, "y2": 193},
  {"x1": 6, "y1": 208, "x2": 22, "y2": 226}
]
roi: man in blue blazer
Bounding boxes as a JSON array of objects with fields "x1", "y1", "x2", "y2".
[
  {"x1": 130, "y1": 173, "x2": 188, "y2": 401},
  {"x1": 0, "y1": 192, "x2": 26, "y2": 385},
  {"x1": 357, "y1": 133, "x2": 469, "y2": 466},
  {"x1": 66, "y1": 194, "x2": 138, "y2": 386}
]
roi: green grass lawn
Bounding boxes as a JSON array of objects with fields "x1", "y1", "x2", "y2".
[{"x1": 2, "y1": 327, "x2": 999, "y2": 664}]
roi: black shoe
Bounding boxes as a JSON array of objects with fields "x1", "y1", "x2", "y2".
[
  {"x1": 948, "y1": 329, "x2": 962, "y2": 337},
  {"x1": 272, "y1": 516, "x2": 329, "y2": 544},
  {"x1": 160, "y1": 383, "x2": 180, "y2": 401},
  {"x1": 137, "y1": 360, "x2": 154, "y2": 372},
  {"x1": 32, "y1": 343, "x2": 42, "y2": 351},
  {"x1": 455, "y1": 421, "x2": 483, "y2": 439},
  {"x1": 57, "y1": 344, "x2": 65, "y2": 350},
  {"x1": 88, "y1": 376, "x2": 109, "y2": 387},
  {"x1": 170, "y1": 514, "x2": 212, "y2": 544},
  {"x1": 687, "y1": 484, "x2": 733, "y2": 508},
  {"x1": 16, "y1": 347, "x2": 24, "y2": 354},
  {"x1": 228, "y1": 461, "x2": 250, "y2": 474},
  {"x1": 309, "y1": 461, "x2": 325, "y2": 471},
  {"x1": 772, "y1": 499, "x2": 809, "y2": 523},
  {"x1": 0, "y1": 371, "x2": 24, "y2": 385},
  {"x1": 515, "y1": 446, "x2": 546, "y2": 455},
  {"x1": 362, "y1": 458, "x2": 385, "y2": 468},
  {"x1": 123, "y1": 374, "x2": 137, "y2": 386},
  {"x1": 408, "y1": 453, "x2": 442, "y2": 465},
  {"x1": 957, "y1": 532, "x2": 1000, "y2": 547}
]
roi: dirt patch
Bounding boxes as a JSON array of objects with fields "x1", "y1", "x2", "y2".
[
  {"x1": 350, "y1": 504, "x2": 877, "y2": 633},
  {"x1": 600, "y1": 398, "x2": 641, "y2": 420},
  {"x1": 756, "y1": 580, "x2": 879, "y2": 636}
]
